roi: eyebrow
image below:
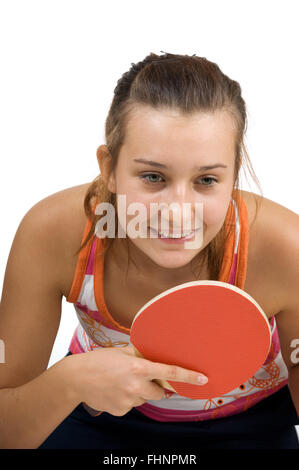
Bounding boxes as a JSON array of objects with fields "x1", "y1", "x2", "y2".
[{"x1": 133, "y1": 158, "x2": 228, "y2": 171}]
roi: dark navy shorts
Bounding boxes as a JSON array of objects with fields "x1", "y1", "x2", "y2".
[{"x1": 38, "y1": 351, "x2": 299, "y2": 450}]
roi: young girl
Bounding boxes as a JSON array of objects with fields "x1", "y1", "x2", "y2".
[{"x1": 0, "y1": 52, "x2": 298, "y2": 450}]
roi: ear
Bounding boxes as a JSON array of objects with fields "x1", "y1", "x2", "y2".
[{"x1": 96, "y1": 145, "x2": 116, "y2": 193}]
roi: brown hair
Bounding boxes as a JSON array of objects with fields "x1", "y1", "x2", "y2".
[{"x1": 76, "y1": 51, "x2": 263, "y2": 280}]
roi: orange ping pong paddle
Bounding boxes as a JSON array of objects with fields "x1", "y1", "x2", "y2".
[{"x1": 130, "y1": 280, "x2": 271, "y2": 399}]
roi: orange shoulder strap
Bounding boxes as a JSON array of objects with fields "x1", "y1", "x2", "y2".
[
  {"x1": 218, "y1": 192, "x2": 249, "y2": 289},
  {"x1": 234, "y1": 194, "x2": 249, "y2": 290},
  {"x1": 66, "y1": 199, "x2": 99, "y2": 303}
]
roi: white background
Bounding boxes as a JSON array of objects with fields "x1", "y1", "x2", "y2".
[{"x1": 0, "y1": 0, "x2": 298, "y2": 438}]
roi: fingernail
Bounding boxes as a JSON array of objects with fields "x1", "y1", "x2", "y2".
[{"x1": 198, "y1": 376, "x2": 208, "y2": 385}]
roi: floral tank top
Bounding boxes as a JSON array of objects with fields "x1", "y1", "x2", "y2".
[{"x1": 66, "y1": 191, "x2": 288, "y2": 422}]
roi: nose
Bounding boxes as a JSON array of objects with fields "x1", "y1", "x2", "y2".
[{"x1": 158, "y1": 185, "x2": 202, "y2": 231}]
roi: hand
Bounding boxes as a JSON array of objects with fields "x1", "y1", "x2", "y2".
[{"x1": 68, "y1": 345, "x2": 208, "y2": 417}]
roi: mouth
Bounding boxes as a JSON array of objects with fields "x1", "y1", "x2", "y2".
[{"x1": 149, "y1": 227, "x2": 200, "y2": 240}]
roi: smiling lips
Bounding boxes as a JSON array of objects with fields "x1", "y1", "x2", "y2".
[{"x1": 149, "y1": 227, "x2": 198, "y2": 238}]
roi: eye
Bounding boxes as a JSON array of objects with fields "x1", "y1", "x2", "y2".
[
  {"x1": 198, "y1": 176, "x2": 218, "y2": 187},
  {"x1": 140, "y1": 173, "x2": 164, "y2": 184},
  {"x1": 139, "y1": 173, "x2": 218, "y2": 187}
]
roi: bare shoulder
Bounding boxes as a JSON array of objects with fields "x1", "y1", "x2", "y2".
[
  {"x1": 238, "y1": 189, "x2": 264, "y2": 228},
  {"x1": 240, "y1": 189, "x2": 299, "y2": 312},
  {"x1": 240, "y1": 188, "x2": 299, "y2": 255},
  {"x1": 26, "y1": 182, "x2": 91, "y2": 248},
  {"x1": 25, "y1": 182, "x2": 92, "y2": 296},
  {"x1": 241, "y1": 191, "x2": 299, "y2": 374}
]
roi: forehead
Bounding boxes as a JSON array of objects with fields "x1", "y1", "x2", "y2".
[{"x1": 123, "y1": 105, "x2": 236, "y2": 160}]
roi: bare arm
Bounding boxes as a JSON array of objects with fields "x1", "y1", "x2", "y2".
[
  {"x1": 0, "y1": 196, "x2": 81, "y2": 448},
  {"x1": 0, "y1": 356, "x2": 80, "y2": 448},
  {"x1": 273, "y1": 207, "x2": 299, "y2": 418},
  {"x1": 0, "y1": 191, "x2": 209, "y2": 449}
]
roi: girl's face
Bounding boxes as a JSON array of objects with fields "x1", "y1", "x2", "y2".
[{"x1": 106, "y1": 105, "x2": 236, "y2": 275}]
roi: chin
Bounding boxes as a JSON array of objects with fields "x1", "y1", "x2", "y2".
[{"x1": 147, "y1": 250, "x2": 198, "y2": 269}]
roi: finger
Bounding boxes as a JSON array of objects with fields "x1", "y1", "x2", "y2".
[
  {"x1": 132, "y1": 349, "x2": 175, "y2": 390},
  {"x1": 137, "y1": 381, "x2": 165, "y2": 402},
  {"x1": 127, "y1": 348, "x2": 208, "y2": 385},
  {"x1": 146, "y1": 361, "x2": 208, "y2": 386}
]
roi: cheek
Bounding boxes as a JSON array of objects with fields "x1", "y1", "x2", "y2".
[
  {"x1": 118, "y1": 192, "x2": 151, "y2": 230},
  {"x1": 202, "y1": 198, "x2": 230, "y2": 226}
]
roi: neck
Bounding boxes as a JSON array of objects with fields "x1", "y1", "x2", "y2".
[{"x1": 109, "y1": 237, "x2": 207, "y2": 285}]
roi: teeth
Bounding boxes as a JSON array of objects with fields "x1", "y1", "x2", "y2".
[
  {"x1": 159, "y1": 231, "x2": 194, "y2": 238},
  {"x1": 149, "y1": 227, "x2": 196, "y2": 238}
]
